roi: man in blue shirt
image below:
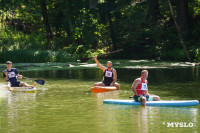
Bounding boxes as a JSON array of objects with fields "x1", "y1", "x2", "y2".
[{"x1": 3, "y1": 61, "x2": 37, "y2": 89}]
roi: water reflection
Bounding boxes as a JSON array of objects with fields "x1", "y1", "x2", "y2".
[
  {"x1": 102, "y1": 104, "x2": 199, "y2": 132},
  {"x1": 20, "y1": 67, "x2": 200, "y2": 84},
  {"x1": 19, "y1": 67, "x2": 200, "y2": 100},
  {"x1": 0, "y1": 92, "x2": 36, "y2": 132},
  {"x1": 0, "y1": 67, "x2": 199, "y2": 132}
]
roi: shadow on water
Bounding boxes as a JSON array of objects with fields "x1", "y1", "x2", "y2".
[
  {"x1": 20, "y1": 66, "x2": 200, "y2": 83},
  {"x1": 19, "y1": 67, "x2": 200, "y2": 100}
]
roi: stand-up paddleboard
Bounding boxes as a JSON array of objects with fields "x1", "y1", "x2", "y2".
[
  {"x1": 91, "y1": 86, "x2": 118, "y2": 93},
  {"x1": 0, "y1": 85, "x2": 36, "y2": 92},
  {"x1": 103, "y1": 99, "x2": 199, "y2": 107},
  {"x1": 10, "y1": 87, "x2": 36, "y2": 92}
]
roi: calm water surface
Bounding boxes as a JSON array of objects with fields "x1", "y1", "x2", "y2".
[{"x1": 0, "y1": 67, "x2": 200, "y2": 133}]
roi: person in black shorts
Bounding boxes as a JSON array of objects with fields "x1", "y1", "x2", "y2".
[
  {"x1": 94, "y1": 56, "x2": 120, "y2": 89},
  {"x1": 3, "y1": 61, "x2": 37, "y2": 90}
]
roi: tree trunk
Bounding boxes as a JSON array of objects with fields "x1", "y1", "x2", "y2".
[
  {"x1": 168, "y1": 0, "x2": 191, "y2": 62},
  {"x1": 108, "y1": 12, "x2": 117, "y2": 50},
  {"x1": 147, "y1": 0, "x2": 160, "y2": 21},
  {"x1": 107, "y1": 0, "x2": 117, "y2": 50},
  {"x1": 40, "y1": 0, "x2": 53, "y2": 49},
  {"x1": 89, "y1": 0, "x2": 98, "y2": 9},
  {"x1": 176, "y1": 0, "x2": 189, "y2": 40}
]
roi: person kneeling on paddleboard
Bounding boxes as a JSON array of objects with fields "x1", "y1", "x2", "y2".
[
  {"x1": 132, "y1": 70, "x2": 160, "y2": 106},
  {"x1": 3, "y1": 61, "x2": 37, "y2": 90},
  {"x1": 94, "y1": 56, "x2": 120, "y2": 89}
]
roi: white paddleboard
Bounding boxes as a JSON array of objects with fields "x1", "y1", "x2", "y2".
[{"x1": 10, "y1": 87, "x2": 36, "y2": 92}]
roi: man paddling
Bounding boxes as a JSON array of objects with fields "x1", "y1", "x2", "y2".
[
  {"x1": 132, "y1": 70, "x2": 160, "y2": 106},
  {"x1": 3, "y1": 61, "x2": 37, "y2": 90},
  {"x1": 94, "y1": 56, "x2": 120, "y2": 89}
]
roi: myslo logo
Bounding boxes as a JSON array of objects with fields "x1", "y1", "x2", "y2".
[{"x1": 162, "y1": 122, "x2": 196, "y2": 128}]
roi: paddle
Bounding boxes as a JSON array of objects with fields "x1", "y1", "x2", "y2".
[
  {"x1": 80, "y1": 49, "x2": 123, "y2": 62},
  {"x1": 23, "y1": 77, "x2": 45, "y2": 85}
]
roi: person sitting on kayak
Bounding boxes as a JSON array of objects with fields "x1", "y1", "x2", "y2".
[
  {"x1": 94, "y1": 56, "x2": 120, "y2": 89},
  {"x1": 132, "y1": 70, "x2": 160, "y2": 106},
  {"x1": 3, "y1": 61, "x2": 37, "y2": 90}
]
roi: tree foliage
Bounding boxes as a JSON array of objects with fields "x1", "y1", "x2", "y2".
[{"x1": 0, "y1": 0, "x2": 200, "y2": 62}]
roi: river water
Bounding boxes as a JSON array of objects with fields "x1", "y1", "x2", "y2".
[{"x1": 0, "y1": 67, "x2": 200, "y2": 132}]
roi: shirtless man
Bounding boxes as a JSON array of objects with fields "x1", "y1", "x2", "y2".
[
  {"x1": 132, "y1": 70, "x2": 160, "y2": 106},
  {"x1": 94, "y1": 56, "x2": 120, "y2": 89}
]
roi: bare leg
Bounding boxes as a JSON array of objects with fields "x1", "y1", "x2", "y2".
[
  {"x1": 153, "y1": 96, "x2": 160, "y2": 101},
  {"x1": 20, "y1": 82, "x2": 37, "y2": 87},
  {"x1": 141, "y1": 97, "x2": 146, "y2": 106},
  {"x1": 94, "y1": 82, "x2": 105, "y2": 87},
  {"x1": 114, "y1": 82, "x2": 120, "y2": 90},
  {"x1": 7, "y1": 82, "x2": 11, "y2": 91}
]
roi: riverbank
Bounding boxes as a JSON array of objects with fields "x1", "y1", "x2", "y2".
[{"x1": 0, "y1": 59, "x2": 199, "y2": 72}]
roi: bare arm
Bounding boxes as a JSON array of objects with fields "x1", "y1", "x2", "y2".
[
  {"x1": 4, "y1": 72, "x2": 8, "y2": 82},
  {"x1": 146, "y1": 80, "x2": 150, "y2": 95},
  {"x1": 132, "y1": 79, "x2": 140, "y2": 96},
  {"x1": 111, "y1": 69, "x2": 117, "y2": 85},
  {"x1": 17, "y1": 74, "x2": 23, "y2": 79},
  {"x1": 94, "y1": 56, "x2": 106, "y2": 72}
]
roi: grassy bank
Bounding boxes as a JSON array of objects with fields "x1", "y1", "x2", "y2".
[
  {"x1": 0, "y1": 60, "x2": 198, "y2": 72},
  {"x1": 0, "y1": 50, "x2": 78, "y2": 63}
]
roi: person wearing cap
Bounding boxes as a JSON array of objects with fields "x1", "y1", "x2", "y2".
[
  {"x1": 3, "y1": 61, "x2": 37, "y2": 89},
  {"x1": 94, "y1": 56, "x2": 120, "y2": 89}
]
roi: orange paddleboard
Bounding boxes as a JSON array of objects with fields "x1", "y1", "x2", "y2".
[{"x1": 91, "y1": 86, "x2": 118, "y2": 93}]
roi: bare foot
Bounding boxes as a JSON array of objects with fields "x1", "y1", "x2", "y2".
[
  {"x1": 32, "y1": 82, "x2": 37, "y2": 87},
  {"x1": 7, "y1": 83, "x2": 11, "y2": 91}
]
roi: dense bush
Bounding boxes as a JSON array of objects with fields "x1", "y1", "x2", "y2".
[
  {"x1": 0, "y1": 50, "x2": 78, "y2": 63},
  {"x1": 0, "y1": 0, "x2": 200, "y2": 62},
  {"x1": 194, "y1": 49, "x2": 200, "y2": 62}
]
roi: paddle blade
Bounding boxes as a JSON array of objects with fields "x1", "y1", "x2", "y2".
[{"x1": 34, "y1": 80, "x2": 45, "y2": 85}]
